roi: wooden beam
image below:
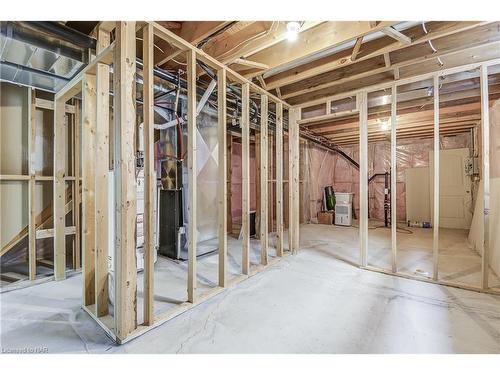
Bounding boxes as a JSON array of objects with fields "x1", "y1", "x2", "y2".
[
  {"x1": 291, "y1": 108, "x2": 301, "y2": 253},
  {"x1": 73, "y1": 101, "x2": 81, "y2": 270},
  {"x1": 95, "y1": 63, "x2": 109, "y2": 317},
  {"x1": 36, "y1": 226, "x2": 76, "y2": 239},
  {"x1": 246, "y1": 21, "x2": 395, "y2": 76},
  {"x1": 288, "y1": 108, "x2": 300, "y2": 254},
  {"x1": 187, "y1": 48, "x2": 197, "y2": 303},
  {"x1": 381, "y1": 27, "x2": 411, "y2": 45},
  {"x1": 432, "y1": 75, "x2": 440, "y2": 281},
  {"x1": 266, "y1": 22, "x2": 488, "y2": 91},
  {"x1": 114, "y1": 21, "x2": 137, "y2": 341},
  {"x1": 296, "y1": 56, "x2": 500, "y2": 110},
  {"x1": 143, "y1": 23, "x2": 155, "y2": 325},
  {"x1": 390, "y1": 85, "x2": 397, "y2": 273},
  {"x1": 359, "y1": 92, "x2": 368, "y2": 267},
  {"x1": 351, "y1": 37, "x2": 363, "y2": 61},
  {"x1": 284, "y1": 38, "x2": 500, "y2": 102},
  {"x1": 82, "y1": 73, "x2": 96, "y2": 305},
  {"x1": 384, "y1": 53, "x2": 391, "y2": 68},
  {"x1": 480, "y1": 65, "x2": 490, "y2": 290},
  {"x1": 241, "y1": 82, "x2": 250, "y2": 274},
  {"x1": 218, "y1": 68, "x2": 227, "y2": 287},
  {"x1": 151, "y1": 22, "x2": 289, "y2": 108},
  {"x1": 233, "y1": 58, "x2": 269, "y2": 70},
  {"x1": 54, "y1": 98, "x2": 66, "y2": 280},
  {"x1": 275, "y1": 103, "x2": 284, "y2": 256},
  {"x1": 28, "y1": 89, "x2": 36, "y2": 280},
  {"x1": 257, "y1": 75, "x2": 267, "y2": 90},
  {"x1": 260, "y1": 95, "x2": 269, "y2": 265},
  {"x1": 95, "y1": 27, "x2": 111, "y2": 318},
  {"x1": 203, "y1": 21, "x2": 322, "y2": 66},
  {"x1": 157, "y1": 21, "x2": 233, "y2": 67},
  {"x1": 227, "y1": 135, "x2": 233, "y2": 234}
]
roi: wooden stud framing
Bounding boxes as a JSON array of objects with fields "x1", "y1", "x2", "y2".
[
  {"x1": 74, "y1": 101, "x2": 81, "y2": 270},
  {"x1": 359, "y1": 91, "x2": 368, "y2": 267},
  {"x1": 218, "y1": 68, "x2": 228, "y2": 287},
  {"x1": 480, "y1": 65, "x2": 490, "y2": 290},
  {"x1": 28, "y1": 89, "x2": 36, "y2": 280},
  {"x1": 82, "y1": 74, "x2": 96, "y2": 305},
  {"x1": 260, "y1": 95, "x2": 269, "y2": 265},
  {"x1": 275, "y1": 103, "x2": 284, "y2": 256},
  {"x1": 241, "y1": 82, "x2": 251, "y2": 274},
  {"x1": 142, "y1": 23, "x2": 155, "y2": 325},
  {"x1": 187, "y1": 48, "x2": 197, "y2": 302},
  {"x1": 288, "y1": 108, "x2": 300, "y2": 254},
  {"x1": 297, "y1": 57, "x2": 500, "y2": 111},
  {"x1": 113, "y1": 21, "x2": 137, "y2": 340},
  {"x1": 54, "y1": 98, "x2": 67, "y2": 280},
  {"x1": 432, "y1": 75, "x2": 440, "y2": 281},
  {"x1": 227, "y1": 135, "x2": 233, "y2": 233},
  {"x1": 390, "y1": 85, "x2": 397, "y2": 273},
  {"x1": 293, "y1": 109, "x2": 301, "y2": 252},
  {"x1": 95, "y1": 62, "x2": 110, "y2": 317},
  {"x1": 381, "y1": 27, "x2": 412, "y2": 45}
]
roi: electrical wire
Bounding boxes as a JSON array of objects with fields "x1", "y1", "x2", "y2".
[{"x1": 422, "y1": 21, "x2": 444, "y2": 66}]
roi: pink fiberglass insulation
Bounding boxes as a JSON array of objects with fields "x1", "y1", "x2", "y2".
[{"x1": 304, "y1": 133, "x2": 470, "y2": 223}]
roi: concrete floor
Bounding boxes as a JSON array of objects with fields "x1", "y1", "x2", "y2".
[
  {"x1": 1, "y1": 224, "x2": 499, "y2": 353},
  {"x1": 316, "y1": 220, "x2": 500, "y2": 288}
]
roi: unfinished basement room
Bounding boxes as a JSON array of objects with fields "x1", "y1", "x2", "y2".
[{"x1": 1, "y1": 2, "x2": 500, "y2": 364}]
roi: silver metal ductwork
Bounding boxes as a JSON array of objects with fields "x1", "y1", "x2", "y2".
[{"x1": 0, "y1": 21, "x2": 91, "y2": 92}]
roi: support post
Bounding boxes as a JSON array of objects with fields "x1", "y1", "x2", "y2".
[
  {"x1": 28, "y1": 88, "x2": 36, "y2": 280},
  {"x1": 288, "y1": 113, "x2": 294, "y2": 252},
  {"x1": 227, "y1": 135, "x2": 233, "y2": 234},
  {"x1": 74, "y1": 101, "x2": 81, "y2": 270},
  {"x1": 54, "y1": 98, "x2": 67, "y2": 280},
  {"x1": 187, "y1": 49, "x2": 197, "y2": 302},
  {"x1": 218, "y1": 68, "x2": 227, "y2": 287},
  {"x1": 241, "y1": 82, "x2": 250, "y2": 274},
  {"x1": 359, "y1": 91, "x2": 368, "y2": 267},
  {"x1": 142, "y1": 23, "x2": 155, "y2": 325},
  {"x1": 275, "y1": 102, "x2": 284, "y2": 256},
  {"x1": 114, "y1": 21, "x2": 137, "y2": 340},
  {"x1": 390, "y1": 85, "x2": 397, "y2": 273},
  {"x1": 82, "y1": 74, "x2": 96, "y2": 305},
  {"x1": 260, "y1": 95, "x2": 269, "y2": 265},
  {"x1": 293, "y1": 109, "x2": 301, "y2": 252},
  {"x1": 433, "y1": 75, "x2": 440, "y2": 281},
  {"x1": 480, "y1": 65, "x2": 490, "y2": 290},
  {"x1": 288, "y1": 108, "x2": 300, "y2": 254},
  {"x1": 95, "y1": 62, "x2": 110, "y2": 317}
]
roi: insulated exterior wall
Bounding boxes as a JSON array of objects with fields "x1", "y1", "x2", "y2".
[{"x1": 303, "y1": 134, "x2": 470, "y2": 223}]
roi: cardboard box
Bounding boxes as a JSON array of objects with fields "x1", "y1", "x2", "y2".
[{"x1": 318, "y1": 211, "x2": 334, "y2": 225}]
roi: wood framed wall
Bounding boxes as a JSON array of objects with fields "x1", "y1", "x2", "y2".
[
  {"x1": 296, "y1": 57, "x2": 500, "y2": 296},
  {"x1": 44, "y1": 21, "x2": 297, "y2": 344},
  {"x1": 0, "y1": 89, "x2": 79, "y2": 286}
]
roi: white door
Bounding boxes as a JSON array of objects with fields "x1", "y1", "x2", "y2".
[{"x1": 429, "y1": 148, "x2": 472, "y2": 229}]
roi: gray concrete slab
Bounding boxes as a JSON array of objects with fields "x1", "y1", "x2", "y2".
[{"x1": 1, "y1": 225, "x2": 499, "y2": 353}]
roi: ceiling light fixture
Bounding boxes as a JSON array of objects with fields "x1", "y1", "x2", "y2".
[{"x1": 286, "y1": 21, "x2": 301, "y2": 41}]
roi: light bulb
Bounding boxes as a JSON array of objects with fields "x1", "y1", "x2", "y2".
[{"x1": 286, "y1": 21, "x2": 300, "y2": 41}]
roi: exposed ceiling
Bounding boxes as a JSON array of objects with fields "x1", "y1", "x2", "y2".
[{"x1": 151, "y1": 20, "x2": 500, "y2": 146}]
